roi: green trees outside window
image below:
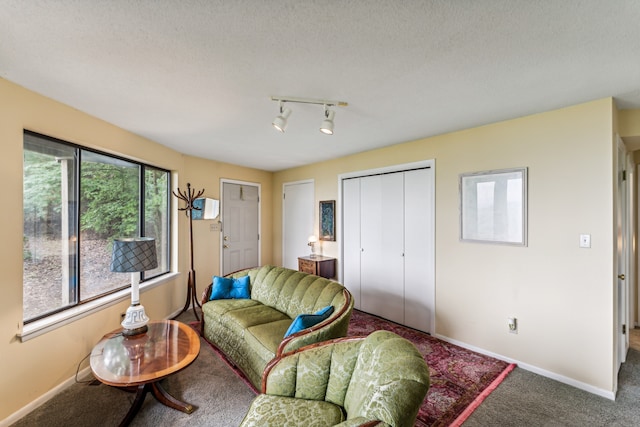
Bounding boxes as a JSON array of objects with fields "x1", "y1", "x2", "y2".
[{"x1": 23, "y1": 131, "x2": 170, "y2": 322}]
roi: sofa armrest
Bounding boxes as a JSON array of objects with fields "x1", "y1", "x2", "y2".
[
  {"x1": 276, "y1": 289, "x2": 354, "y2": 356},
  {"x1": 200, "y1": 282, "x2": 214, "y2": 307}
]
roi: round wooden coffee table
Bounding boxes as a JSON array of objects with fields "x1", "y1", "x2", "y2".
[{"x1": 90, "y1": 320, "x2": 200, "y2": 427}]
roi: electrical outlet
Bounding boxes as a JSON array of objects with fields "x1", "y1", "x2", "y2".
[{"x1": 508, "y1": 317, "x2": 518, "y2": 334}]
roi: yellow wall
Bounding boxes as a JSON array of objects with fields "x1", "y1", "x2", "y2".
[
  {"x1": 181, "y1": 155, "x2": 273, "y2": 294},
  {"x1": 0, "y1": 79, "x2": 273, "y2": 421},
  {"x1": 274, "y1": 99, "x2": 617, "y2": 393}
]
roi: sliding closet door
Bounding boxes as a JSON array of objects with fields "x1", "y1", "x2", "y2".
[
  {"x1": 360, "y1": 173, "x2": 405, "y2": 324},
  {"x1": 342, "y1": 178, "x2": 362, "y2": 309},
  {"x1": 404, "y1": 168, "x2": 435, "y2": 332}
]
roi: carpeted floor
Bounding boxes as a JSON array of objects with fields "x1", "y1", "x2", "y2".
[
  {"x1": 9, "y1": 308, "x2": 640, "y2": 426},
  {"x1": 347, "y1": 310, "x2": 515, "y2": 426},
  {"x1": 9, "y1": 309, "x2": 257, "y2": 427}
]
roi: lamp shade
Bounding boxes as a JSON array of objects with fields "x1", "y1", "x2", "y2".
[{"x1": 110, "y1": 237, "x2": 158, "y2": 272}]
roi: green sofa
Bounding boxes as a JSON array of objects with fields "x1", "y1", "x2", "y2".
[
  {"x1": 239, "y1": 330, "x2": 430, "y2": 427},
  {"x1": 201, "y1": 265, "x2": 354, "y2": 390}
]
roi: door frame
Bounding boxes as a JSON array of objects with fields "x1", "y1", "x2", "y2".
[
  {"x1": 615, "y1": 135, "x2": 632, "y2": 382},
  {"x1": 219, "y1": 179, "x2": 261, "y2": 275}
]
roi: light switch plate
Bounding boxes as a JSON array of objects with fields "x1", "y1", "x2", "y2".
[{"x1": 579, "y1": 234, "x2": 591, "y2": 248}]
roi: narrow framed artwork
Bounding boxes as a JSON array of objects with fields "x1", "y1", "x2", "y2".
[
  {"x1": 319, "y1": 200, "x2": 336, "y2": 241},
  {"x1": 460, "y1": 167, "x2": 527, "y2": 246}
]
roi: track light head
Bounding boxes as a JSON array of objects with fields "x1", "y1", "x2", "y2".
[
  {"x1": 320, "y1": 108, "x2": 335, "y2": 135},
  {"x1": 270, "y1": 96, "x2": 346, "y2": 134},
  {"x1": 272, "y1": 104, "x2": 292, "y2": 133}
]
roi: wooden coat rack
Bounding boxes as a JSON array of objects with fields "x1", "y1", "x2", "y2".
[{"x1": 173, "y1": 183, "x2": 205, "y2": 321}]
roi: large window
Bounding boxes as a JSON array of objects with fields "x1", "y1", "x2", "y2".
[{"x1": 23, "y1": 131, "x2": 170, "y2": 323}]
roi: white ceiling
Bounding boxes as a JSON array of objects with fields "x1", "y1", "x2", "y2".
[{"x1": 1, "y1": 1, "x2": 639, "y2": 171}]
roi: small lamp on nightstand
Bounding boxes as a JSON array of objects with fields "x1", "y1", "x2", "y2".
[{"x1": 308, "y1": 235, "x2": 318, "y2": 258}]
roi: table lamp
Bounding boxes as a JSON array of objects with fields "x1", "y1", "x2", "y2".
[
  {"x1": 110, "y1": 237, "x2": 158, "y2": 336},
  {"x1": 308, "y1": 235, "x2": 318, "y2": 257}
]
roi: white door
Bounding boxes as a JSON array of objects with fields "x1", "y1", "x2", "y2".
[
  {"x1": 221, "y1": 181, "x2": 259, "y2": 275},
  {"x1": 360, "y1": 173, "x2": 405, "y2": 324},
  {"x1": 283, "y1": 181, "x2": 314, "y2": 270},
  {"x1": 341, "y1": 161, "x2": 435, "y2": 334},
  {"x1": 404, "y1": 168, "x2": 435, "y2": 332},
  {"x1": 343, "y1": 178, "x2": 362, "y2": 308}
]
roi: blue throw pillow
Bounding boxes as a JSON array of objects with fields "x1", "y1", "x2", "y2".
[
  {"x1": 284, "y1": 305, "x2": 335, "y2": 338},
  {"x1": 210, "y1": 275, "x2": 250, "y2": 300}
]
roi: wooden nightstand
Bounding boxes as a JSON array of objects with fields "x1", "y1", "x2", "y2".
[{"x1": 298, "y1": 255, "x2": 336, "y2": 279}]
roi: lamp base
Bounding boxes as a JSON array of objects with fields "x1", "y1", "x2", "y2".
[
  {"x1": 121, "y1": 303, "x2": 149, "y2": 336},
  {"x1": 122, "y1": 325, "x2": 149, "y2": 337}
]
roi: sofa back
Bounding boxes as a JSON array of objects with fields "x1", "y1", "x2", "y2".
[{"x1": 248, "y1": 265, "x2": 348, "y2": 319}]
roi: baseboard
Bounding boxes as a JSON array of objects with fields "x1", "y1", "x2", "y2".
[
  {"x1": 0, "y1": 366, "x2": 93, "y2": 427},
  {"x1": 435, "y1": 333, "x2": 616, "y2": 401},
  {"x1": 1, "y1": 309, "x2": 188, "y2": 427}
]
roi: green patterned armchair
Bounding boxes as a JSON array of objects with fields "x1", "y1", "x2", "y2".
[{"x1": 239, "y1": 330, "x2": 430, "y2": 427}]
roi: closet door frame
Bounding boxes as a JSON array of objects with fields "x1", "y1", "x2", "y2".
[{"x1": 338, "y1": 159, "x2": 435, "y2": 333}]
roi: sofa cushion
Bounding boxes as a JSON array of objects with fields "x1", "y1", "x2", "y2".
[
  {"x1": 240, "y1": 394, "x2": 345, "y2": 427},
  {"x1": 284, "y1": 305, "x2": 334, "y2": 338},
  {"x1": 246, "y1": 319, "x2": 292, "y2": 358},
  {"x1": 224, "y1": 304, "x2": 290, "y2": 336},
  {"x1": 210, "y1": 275, "x2": 250, "y2": 300}
]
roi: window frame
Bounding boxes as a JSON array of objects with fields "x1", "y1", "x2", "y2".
[{"x1": 22, "y1": 130, "x2": 172, "y2": 327}]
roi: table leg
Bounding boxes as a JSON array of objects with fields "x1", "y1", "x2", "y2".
[
  {"x1": 119, "y1": 384, "x2": 148, "y2": 427},
  {"x1": 150, "y1": 381, "x2": 195, "y2": 414},
  {"x1": 117, "y1": 381, "x2": 195, "y2": 426}
]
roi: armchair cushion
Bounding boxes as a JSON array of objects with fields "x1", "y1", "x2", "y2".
[{"x1": 240, "y1": 394, "x2": 345, "y2": 427}]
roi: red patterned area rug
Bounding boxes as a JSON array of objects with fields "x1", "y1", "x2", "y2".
[{"x1": 347, "y1": 309, "x2": 516, "y2": 427}]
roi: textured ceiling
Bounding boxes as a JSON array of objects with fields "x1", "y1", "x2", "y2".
[{"x1": 1, "y1": 0, "x2": 639, "y2": 171}]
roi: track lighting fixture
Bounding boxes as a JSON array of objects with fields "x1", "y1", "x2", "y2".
[
  {"x1": 270, "y1": 96, "x2": 347, "y2": 135},
  {"x1": 319, "y1": 107, "x2": 335, "y2": 135},
  {"x1": 272, "y1": 102, "x2": 291, "y2": 133}
]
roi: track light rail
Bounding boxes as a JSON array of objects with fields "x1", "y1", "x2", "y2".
[{"x1": 270, "y1": 95, "x2": 348, "y2": 107}]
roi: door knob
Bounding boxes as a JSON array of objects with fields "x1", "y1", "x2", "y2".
[
  {"x1": 618, "y1": 274, "x2": 625, "y2": 280},
  {"x1": 223, "y1": 244, "x2": 229, "y2": 249},
  {"x1": 224, "y1": 236, "x2": 229, "y2": 241}
]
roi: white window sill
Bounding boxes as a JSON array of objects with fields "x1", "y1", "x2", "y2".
[{"x1": 17, "y1": 272, "x2": 180, "y2": 342}]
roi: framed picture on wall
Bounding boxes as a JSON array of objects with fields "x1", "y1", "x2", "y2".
[
  {"x1": 460, "y1": 167, "x2": 528, "y2": 246},
  {"x1": 319, "y1": 200, "x2": 336, "y2": 241}
]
